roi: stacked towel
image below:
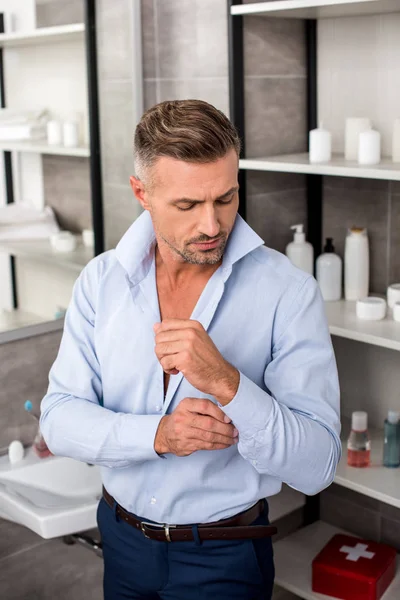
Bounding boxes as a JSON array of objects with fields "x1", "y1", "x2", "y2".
[
  {"x1": 0, "y1": 203, "x2": 60, "y2": 241},
  {"x1": 0, "y1": 108, "x2": 48, "y2": 141}
]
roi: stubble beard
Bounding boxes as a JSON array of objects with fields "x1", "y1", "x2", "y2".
[{"x1": 159, "y1": 233, "x2": 228, "y2": 265}]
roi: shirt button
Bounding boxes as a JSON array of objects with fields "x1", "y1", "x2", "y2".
[
  {"x1": 150, "y1": 496, "x2": 157, "y2": 505},
  {"x1": 155, "y1": 405, "x2": 162, "y2": 412},
  {"x1": 252, "y1": 460, "x2": 257, "y2": 466}
]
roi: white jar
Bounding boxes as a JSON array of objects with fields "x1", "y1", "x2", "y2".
[
  {"x1": 63, "y1": 120, "x2": 79, "y2": 147},
  {"x1": 47, "y1": 120, "x2": 62, "y2": 146},
  {"x1": 344, "y1": 228, "x2": 369, "y2": 301},
  {"x1": 316, "y1": 238, "x2": 342, "y2": 301}
]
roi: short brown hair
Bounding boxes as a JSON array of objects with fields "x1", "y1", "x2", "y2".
[{"x1": 134, "y1": 99, "x2": 241, "y2": 182}]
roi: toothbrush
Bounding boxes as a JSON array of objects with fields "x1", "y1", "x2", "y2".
[
  {"x1": 24, "y1": 400, "x2": 52, "y2": 458},
  {"x1": 24, "y1": 400, "x2": 39, "y2": 421}
]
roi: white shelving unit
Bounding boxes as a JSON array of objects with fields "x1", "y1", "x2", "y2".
[
  {"x1": 326, "y1": 300, "x2": 400, "y2": 351},
  {"x1": 335, "y1": 423, "x2": 400, "y2": 509},
  {"x1": 231, "y1": 0, "x2": 400, "y2": 19},
  {"x1": 0, "y1": 24, "x2": 85, "y2": 48},
  {"x1": 274, "y1": 521, "x2": 400, "y2": 600},
  {"x1": 0, "y1": 308, "x2": 48, "y2": 333},
  {"x1": 0, "y1": 140, "x2": 90, "y2": 157},
  {"x1": 230, "y1": 1, "x2": 400, "y2": 598},
  {"x1": 0, "y1": 238, "x2": 93, "y2": 274},
  {"x1": 239, "y1": 154, "x2": 400, "y2": 182}
]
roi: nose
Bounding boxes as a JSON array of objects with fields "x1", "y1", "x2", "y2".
[{"x1": 198, "y1": 205, "x2": 220, "y2": 239}]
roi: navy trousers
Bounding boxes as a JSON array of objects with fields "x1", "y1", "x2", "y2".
[{"x1": 97, "y1": 496, "x2": 275, "y2": 599}]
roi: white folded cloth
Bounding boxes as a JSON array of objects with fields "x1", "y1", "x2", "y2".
[
  {"x1": 0, "y1": 203, "x2": 60, "y2": 240},
  {"x1": 0, "y1": 109, "x2": 48, "y2": 141}
]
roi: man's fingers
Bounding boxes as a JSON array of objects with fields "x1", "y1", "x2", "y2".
[
  {"x1": 190, "y1": 429, "x2": 238, "y2": 446},
  {"x1": 182, "y1": 397, "x2": 231, "y2": 423},
  {"x1": 191, "y1": 414, "x2": 237, "y2": 438},
  {"x1": 154, "y1": 319, "x2": 203, "y2": 333}
]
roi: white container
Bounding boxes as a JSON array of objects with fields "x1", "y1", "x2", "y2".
[
  {"x1": 356, "y1": 297, "x2": 386, "y2": 321},
  {"x1": 309, "y1": 124, "x2": 332, "y2": 164},
  {"x1": 358, "y1": 128, "x2": 381, "y2": 165},
  {"x1": 345, "y1": 118, "x2": 371, "y2": 160},
  {"x1": 344, "y1": 227, "x2": 369, "y2": 301},
  {"x1": 392, "y1": 119, "x2": 400, "y2": 163},
  {"x1": 82, "y1": 228, "x2": 94, "y2": 248},
  {"x1": 393, "y1": 302, "x2": 400, "y2": 322},
  {"x1": 50, "y1": 231, "x2": 77, "y2": 253},
  {"x1": 47, "y1": 120, "x2": 62, "y2": 146},
  {"x1": 387, "y1": 283, "x2": 400, "y2": 310},
  {"x1": 316, "y1": 238, "x2": 342, "y2": 301},
  {"x1": 285, "y1": 224, "x2": 314, "y2": 275},
  {"x1": 8, "y1": 440, "x2": 24, "y2": 464},
  {"x1": 63, "y1": 120, "x2": 79, "y2": 147}
]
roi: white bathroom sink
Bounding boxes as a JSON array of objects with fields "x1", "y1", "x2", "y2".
[{"x1": 0, "y1": 447, "x2": 102, "y2": 538}]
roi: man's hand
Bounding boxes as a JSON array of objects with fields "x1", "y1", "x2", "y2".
[
  {"x1": 154, "y1": 319, "x2": 240, "y2": 405},
  {"x1": 154, "y1": 397, "x2": 238, "y2": 456}
]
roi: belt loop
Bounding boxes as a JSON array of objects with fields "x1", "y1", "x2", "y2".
[
  {"x1": 112, "y1": 499, "x2": 120, "y2": 523},
  {"x1": 191, "y1": 524, "x2": 202, "y2": 546}
]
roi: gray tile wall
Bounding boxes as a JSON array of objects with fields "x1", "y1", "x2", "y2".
[
  {"x1": 96, "y1": 0, "x2": 143, "y2": 249},
  {"x1": 43, "y1": 156, "x2": 92, "y2": 233},
  {"x1": 0, "y1": 330, "x2": 61, "y2": 451},
  {"x1": 35, "y1": 0, "x2": 84, "y2": 28},
  {"x1": 320, "y1": 484, "x2": 400, "y2": 551}
]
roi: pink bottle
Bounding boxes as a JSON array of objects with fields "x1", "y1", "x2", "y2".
[{"x1": 347, "y1": 411, "x2": 370, "y2": 468}]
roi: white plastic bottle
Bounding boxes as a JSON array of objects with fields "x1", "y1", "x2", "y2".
[
  {"x1": 316, "y1": 238, "x2": 342, "y2": 301},
  {"x1": 344, "y1": 227, "x2": 369, "y2": 301},
  {"x1": 285, "y1": 224, "x2": 314, "y2": 275}
]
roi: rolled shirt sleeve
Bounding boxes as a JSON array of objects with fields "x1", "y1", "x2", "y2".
[
  {"x1": 222, "y1": 275, "x2": 341, "y2": 496},
  {"x1": 40, "y1": 259, "x2": 164, "y2": 467}
]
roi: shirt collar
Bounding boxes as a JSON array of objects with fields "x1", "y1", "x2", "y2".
[{"x1": 115, "y1": 209, "x2": 264, "y2": 285}]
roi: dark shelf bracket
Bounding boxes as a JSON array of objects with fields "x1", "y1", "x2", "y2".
[
  {"x1": 228, "y1": 0, "x2": 246, "y2": 221},
  {"x1": 0, "y1": 12, "x2": 17, "y2": 309},
  {"x1": 84, "y1": 0, "x2": 105, "y2": 256}
]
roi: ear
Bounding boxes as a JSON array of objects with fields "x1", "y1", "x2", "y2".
[{"x1": 130, "y1": 175, "x2": 150, "y2": 210}]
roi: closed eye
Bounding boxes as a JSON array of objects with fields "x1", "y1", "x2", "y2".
[{"x1": 176, "y1": 196, "x2": 235, "y2": 212}]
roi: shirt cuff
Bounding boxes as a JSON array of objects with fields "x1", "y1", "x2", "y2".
[
  {"x1": 221, "y1": 371, "x2": 274, "y2": 436},
  {"x1": 119, "y1": 414, "x2": 165, "y2": 462}
]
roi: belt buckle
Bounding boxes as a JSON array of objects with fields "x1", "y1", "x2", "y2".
[{"x1": 140, "y1": 520, "x2": 176, "y2": 542}]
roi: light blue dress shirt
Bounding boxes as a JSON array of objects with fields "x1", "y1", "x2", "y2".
[{"x1": 40, "y1": 210, "x2": 341, "y2": 525}]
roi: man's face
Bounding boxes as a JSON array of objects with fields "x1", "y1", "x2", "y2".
[{"x1": 133, "y1": 149, "x2": 239, "y2": 266}]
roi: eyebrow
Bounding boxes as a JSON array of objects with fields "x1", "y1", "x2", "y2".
[{"x1": 171, "y1": 186, "x2": 239, "y2": 205}]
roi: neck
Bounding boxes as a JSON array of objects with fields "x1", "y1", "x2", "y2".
[{"x1": 155, "y1": 242, "x2": 221, "y2": 290}]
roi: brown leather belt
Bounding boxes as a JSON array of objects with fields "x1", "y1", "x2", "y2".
[{"x1": 102, "y1": 486, "x2": 277, "y2": 542}]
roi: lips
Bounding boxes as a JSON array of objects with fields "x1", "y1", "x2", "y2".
[{"x1": 193, "y1": 238, "x2": 222, "y2": 250}]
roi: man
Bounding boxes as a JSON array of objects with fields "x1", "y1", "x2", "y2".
[{"x1": 40, "y1": 99, "x2": 341, "y2": 599}]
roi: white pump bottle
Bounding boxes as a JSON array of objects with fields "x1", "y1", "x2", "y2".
[{"x1": 285, "y1": 224, "x2": 314, "y2": 275}]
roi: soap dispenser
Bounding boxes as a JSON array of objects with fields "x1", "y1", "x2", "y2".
[
  {"x1": 285, "y1": 224, "x2": 314, "y2": 275},
  {"x1": 316, "y1": 238, "x2": 343, "y2": 301}
]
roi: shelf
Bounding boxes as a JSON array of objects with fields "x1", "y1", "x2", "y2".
[
  {"x1": 274, "y1": 521, "x2": 400, "y2": 600},
  {"x1": 268, "y1": 484, "x2": 306, "y2": 523},
  {"x1": 0, "y1": 309, "x2": 48, "y2": 333},
  {"x1": 0, "y1": 140, "x2": 90, "y2": 157},
  {"x1": 239, "y1": 154, "x2": 400, "y2": 181},
  {"x1": 0, "y1": 24, "x2": 85, "y2": 48},
  {"x1": 0, "y1": 238, "x2": 93, "y2": 273},
  {"x1": 231, "y1": 0, "x2": 400, "y2": 19},
  {"x1": 326, "y1": 300, "x2": 400, "y2": 351},
  {"x1": 334, "y1": 421, "x2": 400, "y2": 509}
]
